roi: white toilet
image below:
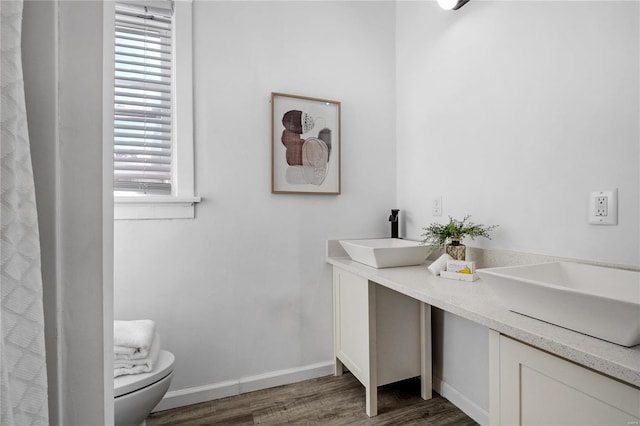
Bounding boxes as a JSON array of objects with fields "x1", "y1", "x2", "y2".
[{"x1": 114, "y1": 350, "x2": 175, "y2": 426}]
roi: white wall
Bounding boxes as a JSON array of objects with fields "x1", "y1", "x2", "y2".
[
  {"x1": 114, "y1": 0, "x2": 396, "y2": 398},
  {"x1": 396, "y1": 1, "x2": 639, "y2": 421},
  {"x1": 58, "y1": 2, "x2": 113, "y2": 424},
  {"x1": 24, "y1": 1, "x2": 113, "y2": 424},
  {"x1": 397, "y1": 0, "x2": 639, "y2": 265},
  {"x1": 22, "y1": 1, "x2": 59, "y2": 422}
]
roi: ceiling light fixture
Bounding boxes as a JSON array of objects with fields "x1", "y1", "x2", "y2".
[{"x1": 437, "y1": 0, "x2": 470, "y2": 10}]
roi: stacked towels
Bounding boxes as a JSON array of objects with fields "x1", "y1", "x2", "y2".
[{"x1": 114, "y1": 320, "x2": 160, "y2": 378}]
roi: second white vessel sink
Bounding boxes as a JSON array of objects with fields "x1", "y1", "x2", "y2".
[
  {"x1": 339, "y1": 238, "x2": 432, "y2": 268},
  {"x1": 477, "y1": 262, "x2": 640, "y2": 347}
]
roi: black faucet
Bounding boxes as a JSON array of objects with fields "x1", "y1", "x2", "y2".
[{"x1": 389, "y1": 209, "x2": 399, "y2": 238}]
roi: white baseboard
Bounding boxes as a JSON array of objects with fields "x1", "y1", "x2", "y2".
[
  {"x1": 153, "y1": 361, "x2": 334, "y2": 412},
  {"x1": 433, "y1": 375, "x2": 489, "y2": 426}
]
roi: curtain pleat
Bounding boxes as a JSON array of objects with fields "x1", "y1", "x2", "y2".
[{"x1": 1, "y1": 1, "x2": 50, "y2": 424}]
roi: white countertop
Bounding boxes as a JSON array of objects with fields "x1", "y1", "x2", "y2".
[{"x1": 327, "y1": 254, "x2": 640, "y2": 388}]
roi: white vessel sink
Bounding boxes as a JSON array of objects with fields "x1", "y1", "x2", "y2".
[
  {"x1": 339, "y1": 238, "x2": 432, "y2": 269},
  {"x1": 477, "y1": 262, "x2": 640, "y2": 347}
]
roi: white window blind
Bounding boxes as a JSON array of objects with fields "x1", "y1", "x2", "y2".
[{"x1": 114, "y1": 2, "x2": 174, "y2": 195}]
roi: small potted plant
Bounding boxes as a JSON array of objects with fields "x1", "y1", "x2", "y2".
[{"x1": 421, "y1": 215, "x2": 498, "y2": 260}]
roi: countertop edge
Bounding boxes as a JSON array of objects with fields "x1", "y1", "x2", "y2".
[{"x1": 327, "y1": 256, "x2": 640, "y2": 388}]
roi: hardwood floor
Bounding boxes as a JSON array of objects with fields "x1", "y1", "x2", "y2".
[{"x1": 147, "y1": 373, "x2": 478, "y2": 426}]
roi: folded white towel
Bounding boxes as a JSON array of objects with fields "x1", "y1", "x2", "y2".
[
  {"x1": 114, "y1": 319, "x2": 156, "y2": 360},
  {"x1": 114, "y1": 332, "x2": 160, "y2": 378}
]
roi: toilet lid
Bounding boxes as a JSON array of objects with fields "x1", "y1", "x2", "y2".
[{"x1": 114, "y1": 350, "x2": 175, "y2": 398}]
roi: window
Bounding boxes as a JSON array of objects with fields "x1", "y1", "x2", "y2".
[
  {"x1": 112, "y1": 0, "x2": 199, "y2": 219},
  {"x1": 114, "y1": 2, "x2": 173, "y2": 195}
]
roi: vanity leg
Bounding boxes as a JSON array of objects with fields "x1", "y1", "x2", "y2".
[
  {"x1": 365, "y1": 384, "x2": 378, "y2": 417},
  {"x1": 333, "y1": 275, "x2": 344, "y2": 378},
  {"x1": 366, "y1": 282, "x2": 378, "y2": 416},
  {"x1": 420, "y1": 302, "x2": 433, "y2": 400}
]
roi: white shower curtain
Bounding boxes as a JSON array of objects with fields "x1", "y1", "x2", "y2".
[{"x1": 0, "y1": 0, "x2": 50, "y2": 424}]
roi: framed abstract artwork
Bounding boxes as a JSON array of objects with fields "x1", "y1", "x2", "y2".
[{"x1": 271, "y1": 93, "x2": 341, "y2": 194}]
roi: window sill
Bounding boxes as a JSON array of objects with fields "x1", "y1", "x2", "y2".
[{"x1": 114, "y1": 196, "x2": 201, "y2": 220}]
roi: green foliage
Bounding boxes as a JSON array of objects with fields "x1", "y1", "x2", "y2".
[{"x1": 421, "y1": 214, "x2": 498, "y2": 249}]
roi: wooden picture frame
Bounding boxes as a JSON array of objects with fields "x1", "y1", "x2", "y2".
[{"x1": 271, "y1": 92, "x2": 341, "y2": 194}]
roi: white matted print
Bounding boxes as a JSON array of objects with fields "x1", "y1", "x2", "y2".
[{"x1": 271, "y1": 93, "x2": 341, "y2": 194}]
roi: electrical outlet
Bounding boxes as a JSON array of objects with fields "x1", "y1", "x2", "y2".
[
  {"x1": 589, "y1": 189, "x2": 618, "y2": 225},
  {"x1": 432, "y1": 196, "x2": 442, "y2": 216},
  {"x1": 595, "y1": 196, "x2": 608, "y2": 216}
]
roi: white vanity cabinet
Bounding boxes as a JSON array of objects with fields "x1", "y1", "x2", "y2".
[
  {"x1": 490, "y1": 331, "x2": 640, "y2": 425},
  {"x1": 332, "y1": 266, "x2": 432, "y2": 416}
]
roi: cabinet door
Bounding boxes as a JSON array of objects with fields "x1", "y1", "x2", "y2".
[
  {"x1": 333, "y1": 268, "x2": 374, "y2": 388},
  {"x1": 494, "y1": 333, "x2": 640, "y2": 425}
]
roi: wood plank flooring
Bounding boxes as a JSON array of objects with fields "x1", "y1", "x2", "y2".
[{"x1": 147, "y1": 373, "x2": 478, "y2": 426}]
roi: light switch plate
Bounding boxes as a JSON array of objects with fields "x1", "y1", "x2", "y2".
[
  {"x1": 588, "y1": 189, "x2": 618, "y2": 225},
  {"x1": 432, "y1": 196, "x2": 442, "y2": 216}
]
